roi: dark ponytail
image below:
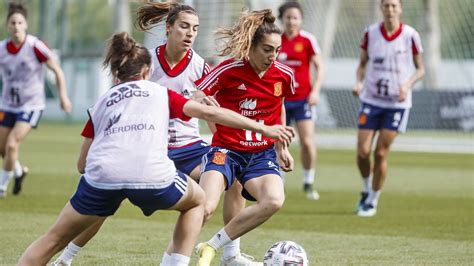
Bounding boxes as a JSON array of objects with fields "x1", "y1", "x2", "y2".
[{"x1": 103, "y1": 32, "x2": 151, "y2": 82}]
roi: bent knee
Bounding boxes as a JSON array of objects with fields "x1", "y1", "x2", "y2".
[
  {"x1": 357, "y1": 148, "x2": 371, "y2": 159},
  {"x1": 5, "y1": 140, "x2": 19, "y2": 153},
  {"x1": 261, "y1": 197, "x2": 285, "y2": 215}
]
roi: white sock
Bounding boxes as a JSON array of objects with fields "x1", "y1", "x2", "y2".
[
  {"x1": 223, "y1": 237, "x2": 240, "y2": 260},
  {"x1": 1, "y1": 171, "x2": 13, "y2": 188},
  {"x1": 303, "y1": 169, "x2": 315, "y2": 184},
  {"x1": 58, "y1": 242, "x2": 81, "y2": 263},
  {"x1": 169, "y1": 253, "x2": 190, "y2": 266},
  {"x1": 160, "y1": 252, "x2": 172, "y2": 265},
  {"x1": 367, "y1": 190, "x2": 381, "y2": 207},
  {"x1": 208, "y1": 228, "x2": 232, "y2": 250},
  {"x1": 14, "y1": 161, "x2": 23, "y2": 178},
  {"x1": 363, "y1": 176, "x2": 372, "y2": 193}
]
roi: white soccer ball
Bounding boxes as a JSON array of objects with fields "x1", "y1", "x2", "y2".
[{"x1": 263, "y1": 240, "x2": 308, "y2": 266}]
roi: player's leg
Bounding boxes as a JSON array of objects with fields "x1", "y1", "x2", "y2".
[
  {"x1": 165, "y1": 175, "x2": 205, "y2": 265},
  {"x1": 294, "y1": 101, "x2": 319, "y2": 200},
  {"x1": 295, "y1": 119, "x2": 318, "y2": 200},
  {"x1": 2, "y1": 121, "x2": 31, "y2": 197},
  {"x1": 18, "y1": 202, "x2": 105, "y2": 265},
  {"x1": 54, "y1": 219, "x2": 105, "y2": 265},
  {"x1": 0, "y1": 125, "x2": 12, "y2": 197}
]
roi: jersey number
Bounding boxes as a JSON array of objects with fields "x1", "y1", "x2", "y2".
[
  {"x1": 376, "y1": 79, "x2": 389, "y2": 96},
  {"x1": 9, "y1": 87, "x2": 20, "y2": 105},
  {"x1": 244, "y1": 119, "x2": 264, "y2": 141}
]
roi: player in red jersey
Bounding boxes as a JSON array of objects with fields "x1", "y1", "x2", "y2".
[
  {"x1": 277, "y1": 1, "x2": 325, "y2": 200},
  {"x1": 0, "y1": 3, "x2": 72, "y2": 198},
  {"x1": 18, "y1": 32, "x2": 293, "y2": 266},
  {"x1": 54, "y1": 2, "x2": 256, "y2": 265},
  {"x1": 353, "y1": 0, "x2": 425, "y2": 217},
  {"x1": 193, "y1": 9, "x2": 296, "y2": 266}
]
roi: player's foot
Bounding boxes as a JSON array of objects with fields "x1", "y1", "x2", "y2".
[
  {"x1": 51, "y1": 258, "x2": 71, "y2": 266},
  {"x1": 221, "y1": 253, "x2": 263, "y2": 266},
  {"x1": 303, "y1": 183, "x2": 320, "y2": 200},
  {"x1": 357, "y1": 203, "x2": 377, "y2": 217},
  {"x1": 195, "y1": 242, "x2": 216, "y2": 266},
  {"x1": 0, "y1": 174, "x2": 11, "y2": 198},
  {"x1": 13, "y1": 166, "x2": 29, "y2": 195},
  {"x1": 0, "y1": 186, "x2": 6, "y2": 198},
  {"x1": 356, "y1": 191, "x2": 369, "y2": 212}
]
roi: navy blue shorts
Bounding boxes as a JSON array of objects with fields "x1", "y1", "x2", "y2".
[
  {"x1": 168, "y1": 140, "x2": 210, "y2": 175},
  {"x1": 201, "y1": 146, "x2": 281, "y2": 201},
  {"x1": 284, "y1": 100, "x2": 316, "y2": 124},
  {"x1": 358, "y1": 102, "x2": 410, "y2": 132},
  {"x1": 0, "y1": 109, "x2": 43, "y2": 128},
  {"x1": 70, "y1": 172, "x2": 188, "y2": 217}
]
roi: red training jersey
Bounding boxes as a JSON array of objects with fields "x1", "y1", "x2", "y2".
[
  {"x1": 277, "y1": 30, "x2": 321, "y2": 101},
  {"x1": 195, "y1": 58, "x2": 295, "y2": 152}
]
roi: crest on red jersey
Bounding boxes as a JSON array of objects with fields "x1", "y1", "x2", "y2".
[
  {"x1": 274, "y1": 82, "x2": 282, "y2": 96},
  {"x1": 294, "y1": 42, "x2": 304, "y2": 52},
  {"x1": 212, "y1": 152, "x2": 226, "y2": 165}
]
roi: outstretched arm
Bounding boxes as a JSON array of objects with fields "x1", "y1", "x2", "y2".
[
  {"x1": 45, "y1": 59, "x2": 72, "y2": 113},
  {"x1": 182, "y1": 100, "x2": 295, "y2": 145}
]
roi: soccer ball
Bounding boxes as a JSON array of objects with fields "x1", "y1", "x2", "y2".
[{"x1": 263, "y1": 241, "x2": 308, "y2": 266}]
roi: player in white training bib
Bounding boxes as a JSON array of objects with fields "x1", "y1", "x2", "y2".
[
  {"x1": 352, "y1": 0, "x2": 425, "y2": 217},
  {"x1": 0, "y1": 3, "x2": 72, "y2": 198}
]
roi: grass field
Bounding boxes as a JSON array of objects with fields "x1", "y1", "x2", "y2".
[{"x1": 0, "y1": 123, "x2": 473, "y2": 265}]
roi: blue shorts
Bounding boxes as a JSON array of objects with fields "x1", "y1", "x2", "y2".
[
  {"x1": 168, "y1": 140, "x2": 210, "y2": 175},
  {"x1": 70, "y1": 172, "x2": 188, "y2": 217},
  {"x1": 358, "y1": 102, "x2": 410, "y2": 132},
  {"x1": 284, "y1": 100, "x2": 316, "y2": 124},
  {"x1": 0, "y1": 109, "x2": 43, "y2": 128},
  {"x1": 201, "y1": 146, "x2": 281, "y2": 201}
]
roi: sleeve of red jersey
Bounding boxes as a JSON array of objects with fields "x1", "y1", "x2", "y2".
[
  {"x1": 360, "y1": 29, "x2": 369, "y2": 51},
  {"x1": 275, "y1": 62, "x2": 296, "y2": 98},
  {"x1": 411, "y1": 30, "x2": 423, "y2": 55},
  {"x1": 194, "y1": 61, "x2": 226, "y2": 96},
  {"x1": 81, "y1": 118, "x2": 94, "y2": 139},
  {"x1": 202, "y1": 62, "x2": 212, "y2": 78},
  {"x1": 307, "y1": 34, "x2": 322, "y2": 57},
  {"x1": 168, "y1": 89, "x2": 191, "y2": 121},
  {"x1": 33, "y1": 40, "x2": 52, "y2": 63}
]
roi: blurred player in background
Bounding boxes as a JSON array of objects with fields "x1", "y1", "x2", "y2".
[
  {"x1": 18, "y1": 31, "x2": 292, "y2": 266},
  {"x1": 352, "y1": 0, "x2": 425, "y2": 217},
  {"x1": 277, "y1": 1, "x2": 325, "y2": 200},
  {"x1": 0, "y1": 2, "x2": 72, "y2": 198},
  {"x1": 55, "y1": 2, "x2": 260, "y2": 265},
  {"x1": 193, "y1": 9, "x2": 296, "y2": 266}
]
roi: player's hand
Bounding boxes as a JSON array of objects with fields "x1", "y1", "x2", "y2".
[
  {"x1": 277, "y1": 147, "x2": 294, "y2": 172},
  {"x1": 398, "y1": 84, "x2": 409, "y2": 102},
  {"x1": 262, "y1": 125, "x2": 295, "y2": 147},
  {"x1": 307, "y1": 91, "x2": 320, "y2": 106},
  {"x1": 200, "y1": 96, "x2": 220, "y2": 107},
  {"x1": 60, "y1": 97, "x2": 72, "y2": 113},
  {"x1": 352, "y1": 82, "x2": 363, "y2": 97}
]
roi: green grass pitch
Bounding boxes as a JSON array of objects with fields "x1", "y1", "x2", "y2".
[{"x1": 0, "y1": 123, "x2": 472, "y2": 265}]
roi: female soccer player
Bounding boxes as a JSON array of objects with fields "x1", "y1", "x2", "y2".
[
  {"x1": 0, "y1": 2, "x2": 72, "y2": 197},
  {"x1": 18, "y1": 32, "x2": 293, "y2": 265},
  {"x1": 193, "y1": 9, "x2": 296, "y2": 266},
  {"x1": 54, "y1": 2, "x2": 257, "y2": 265},
  {"x1": 352, "y1": 0, "x2": 425, "y2": 217},
  {"x1": 277, "y1": 1, "x2": 325, "y2": 200}
]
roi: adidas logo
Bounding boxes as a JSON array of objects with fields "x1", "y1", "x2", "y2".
[
  {"x1": 237, "y1": 83, "x2": 247, "y2": 90},
  {"x1": 239, "y1": 98, "x2": 257, "y2": 110}
]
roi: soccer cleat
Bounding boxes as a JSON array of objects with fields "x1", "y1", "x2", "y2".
[
  {"x1": 303, "y1": 183, "x2": 320, "y2": 200},
  {"x1": 221, "y1": 253, "x2": 263, "y2": 266},
  {"x1": 13, "y1": 166, "x2": 28, "y2": 195},
  {"x1": 357, "y1": 203, "x2": 377, "y2": 217},
  {"x1": 195, "y1": 242, "x2": 216, "y2": 266},
  {"x1": 51, "y1": 258, "x2": 71, "y2": 266},
  {"x1": 356, "y1": 192, "x2": 369, "y2": 212},
  {"x1": 0, "y1": 187, "x2": 6, "y2": 198}
]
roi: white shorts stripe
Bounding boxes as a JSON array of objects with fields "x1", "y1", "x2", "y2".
[
  {"x1": 174, "y1": 183, "x2": 186, "y2": 194},
  {"x1": 398, "y1": 109, "x2": 410, "y2": 133},
  {"x1": 29, "y1": 110, "x2": 42, "y2": 127}
]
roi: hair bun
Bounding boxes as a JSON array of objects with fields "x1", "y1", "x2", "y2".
[{"x1": 263, "y1": 9, "x2": 275, "y2": 23}]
